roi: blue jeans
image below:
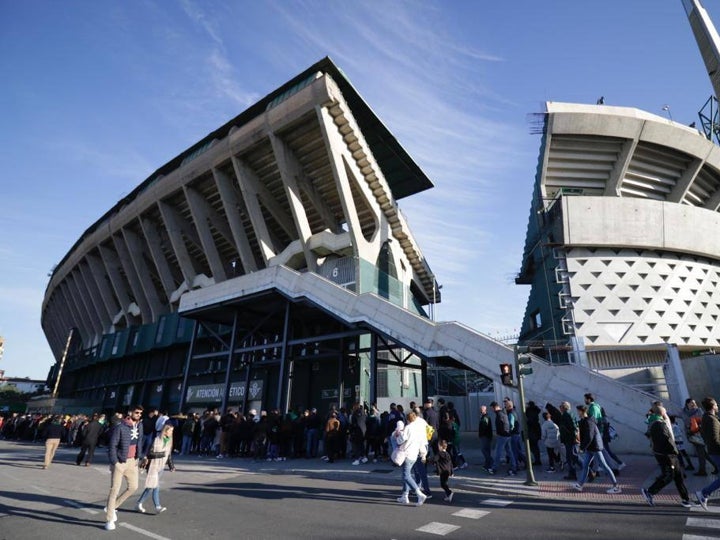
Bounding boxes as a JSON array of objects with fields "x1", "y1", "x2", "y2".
[
  {"x1": 401, "y1": 457, "x2": 420, "y2": 496},
  {"x1": 412, "y1": 457, "x2": 431, "y2": 494},
  {"x1": 700, "y1": 454, "x2": 720, "y2": 498},
  {"x1": 479, "y1": 437, "x2": 493, "y2": 469},
  {"x1": 138, "y1": 487, "x2": 160, "y2": 508},
  {"x1": 181, "y1": 435, "x2": 192, "y2": 455},
  {"x1": 578, "y1": 450, "x2": 617, "y2": 486},
  {"x1": 306, "y1": 428, "x2": 318, "y2": 458},
  {"x1": 511, "y1": 434, "x2": 526, "y2": 464},
  {"x1": 493, "y1": 435, "x2": 516, "y2": 472},
  {"x1": 564, "y1": 442, "x2": 578, "y2": 476}
]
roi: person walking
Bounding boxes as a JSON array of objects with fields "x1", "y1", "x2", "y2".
[
  {"x1": 42, "y1": 415, "x2": 67, "y2": 469},
  {"x1": 641, "y1": 404, "x2": 695, "y2": 508},
  {"x1": 436, "y1": 439, "x2": 455, "y2": 503},
  {"x1": 684, "y1": 398, "x2": 718, "y2": 477},
  {"x1": 559, "y1": 401, "x2": 579, "y2": 480},
  {"x1": 477, "y1": 404, "x2": 493, "y2": 472},
  {"x1": 695, "y1": 397, "x2": 720, "y2": 510},
  {"x1": 572, "y1": 404, "x2": 621, "y2": 494},
  {"x1": 104, "y1": 406, "x2": 145, "y2": 531},
  {"x1": 541, "y1": 411, "x2": 562, "y2": 473},
  {"x1": 136, "y1": 424, "x2": 176, "y2": 514},
  {"x1": 394, "y1": 411, "x2": 429, "y2": 506},
  {"x1": 488, "y1": 401, "x2": 516, "y2": 476},
  {"x1": 76, "y1": 413, "x2": 104, "y2": 466}
]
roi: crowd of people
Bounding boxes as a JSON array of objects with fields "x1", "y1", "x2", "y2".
[{"x1": 2, "y1": 389, "x2": 719, "y2": 526}]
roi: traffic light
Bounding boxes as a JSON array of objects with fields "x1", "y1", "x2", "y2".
[
  {"x1": 500, "y1": 363, "x2": 513, "y2": 386},
  {"x1": 517, "y1": 352, "x2": 533, "y2": 377}
]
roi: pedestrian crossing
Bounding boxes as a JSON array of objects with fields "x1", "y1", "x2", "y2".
[
  {"x1": 685, "y1": 505, "x2": 720, "y2": 539},
  {"x1": 414, "y1": 498, "x2": 512, "y2": 536}
]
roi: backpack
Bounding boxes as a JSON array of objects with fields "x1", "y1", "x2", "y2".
[
  {"x1": 426, "y1": 424, "x2": 435, "y2": 441},
  {"x1": 689, "y1": 416, "x2": 702, "y2": 435}
]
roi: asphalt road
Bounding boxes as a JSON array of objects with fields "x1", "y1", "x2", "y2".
[{"x1": 0, "y1": 440, "x2": 714, "y2": 540}]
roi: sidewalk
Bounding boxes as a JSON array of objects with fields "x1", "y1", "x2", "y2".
[{"x1": 452, "y1": 431, "x2": 713, "y2": 505}]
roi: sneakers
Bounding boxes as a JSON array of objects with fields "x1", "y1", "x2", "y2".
[
  {"x1": 443, "y1": 492, "x2": 454, "y2": 503},
  {"x1": 696, "y1": 490, "x2": 709, "y2": 510},
  {"x1": 681, "y1": 499, "x2": 698, "y2": 508},
  {"x1": 137, "y1": 502, "x2": 146, "y2": 513},
  {"x1": 617, "y1": 462, "x2": 626, "y2": 471},
  {"x1": 156, "y1": 507, "x2": 167, "y2": 513},
  {"x1": 546, "y1": 467, "x2": 556, "y2": 473},
  {"x1": 361, "y1": 456, "x2": 368, "y2": 464},
  {"x1": 105, "y1": 521, "x2": 116, "y2": 531},
  {"x1": 486, "y1": 468, "x2": 495, "y2": 475},
  {"x1": 424, "y1": 493, "x2": 433, "y2": 500},
  {"x1": 416, "y1": 491, "x2": 427, "y2": 506},
  {"x1": 641, "y1": 488, "x2": 654, "y2": 506},
  {"x1": 508, "y1": 470, "x2": 517, "y2": 476},
  {"x1": 572, "y1": 483, "x2": 583, "y2": 492},
  {"x1": 103, "y1": 508, "x2": 118, "y2": 523},
  {"x1": 460, "y1": 462, "x2": 468, "y2": 469},
  {"x1": 607, "y1": 485, "x2": 622, "y2": 494},
  {"x1": 397, "y1": 495, "x2": 410, "y2": 504},
  {"x1": 352, "y1": 459, "x2": 361, "y2": 466}
]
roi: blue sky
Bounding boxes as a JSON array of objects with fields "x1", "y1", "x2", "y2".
[{"x1": 1, "y1": 1, "x2": 717, "y2": 380}]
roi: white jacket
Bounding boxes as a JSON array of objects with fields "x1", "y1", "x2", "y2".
[{"x1": 400, "y1": 417, "x2": 429, "y2": 461}]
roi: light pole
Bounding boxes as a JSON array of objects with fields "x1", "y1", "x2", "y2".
[
  {"x1": 662, "y1": 104, "x2": 673, "y2": 122},
  {"x1": 515, "y1": 345, "x2": 538, "y2": 486}
]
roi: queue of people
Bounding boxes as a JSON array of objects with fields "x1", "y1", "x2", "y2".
[{"x1": 5, "y1": 389, "x2": 720, "y2": 526}]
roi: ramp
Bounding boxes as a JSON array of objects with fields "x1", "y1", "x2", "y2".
[{"x1": 180, "y1": 265, "x2": 655, "y2": 452}]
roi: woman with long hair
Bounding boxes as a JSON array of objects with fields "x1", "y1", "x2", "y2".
[{"x1": 136, "y1": 424, "x2": 175, "y2": 514}]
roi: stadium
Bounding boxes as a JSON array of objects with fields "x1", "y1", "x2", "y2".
[{"x1": 38, "y1": 1, "x2": 720, "y2": 450}]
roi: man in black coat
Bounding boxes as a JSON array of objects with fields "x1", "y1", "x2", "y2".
[{"x1": 76, "y1": 413, "x2": 104, "y2": 466}]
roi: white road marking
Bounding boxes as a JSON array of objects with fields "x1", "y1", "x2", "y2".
[
  {"x1": 452, "y1": 508, "x2": 490, "y2": 519},
  {"x1": 63, "y1": 500, "x2": 98, "y2": 515},
  {"x1": 687, "y1": 517, "x2": 720, "y2": 528},
  {"x1": 120, "y1": 522, "x2": 172, "y2": 540},
  {"x1": 481, "y1": 498, "x2": 513, "y2": 507},
  {"x1": 682, "y1": 535, "x2": 720, "y2": 540},
  {"x1": 30, "y1": 484, "x2": 51, "y2": 494},
  {"x1": 692, "y1": 506, "x2": 720, "y2": 514},
  {"x1": 416, "y1": 522, "x2": 461, "y2": 536}
]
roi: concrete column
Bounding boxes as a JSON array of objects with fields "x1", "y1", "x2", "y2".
[
  {"x1": 112, "y1": 233, "x2": 152, "y2": 324},
  {"x1": 157, "y1": 200, "x2": 198, "y2": 285},
  {"x1": 78, "y1": 260, "x2": 112, "y2": 330},
  {"x1": 86, "y1": 252, "x2": 121, "y2": 325},
  {"x1": 668, "y1": 157, "x2": 704, "y2": 203},
  {"x1": 139, "y1": 216, "x2": 178, "y2": 301},
  {"x1": 212, "y1": 167, "x2": 258, "y2": 273},
  {"x1": 121, "y1": 227, "x2": 165, "y2": 320},
  {"x1": 269, "y1": 133, "x2": 317, "y2": 272},
  {"x1": 98, "y1": 244, "x2": 132, "y2": 326},
  {"x1": 604, "y1": 138, "x2": 638, "y2": 197},
  {"x1": 57, "y1": 280, "x2": 85, "y2": 342},
  {"x1": 67, "y1": 270, "x2": 102, "y2": 339},
  {"x1": 231, "y1": 156, "x2": 277, "y2": 264},
  {"x1": 316, "y1": 105, "x2": 364, "y2": 254},
  {"x1": 184, "y1": 185, "x2": 228, "y2": 281}
]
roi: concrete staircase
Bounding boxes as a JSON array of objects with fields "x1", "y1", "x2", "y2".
[{"x1": 181, "y1": 265, "x2": 656, "y2": 453}]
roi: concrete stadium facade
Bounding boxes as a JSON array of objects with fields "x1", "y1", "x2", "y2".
[
  {"x1": 41, "y1": 58, "x2": 447, "y2": 413},
  {"x1": 517, "y1": 102, "x2": 720, "y2": 395}
]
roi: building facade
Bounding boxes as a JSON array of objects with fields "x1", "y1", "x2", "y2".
[{"x1": 41, "y1": 58, "x2": 443, "y2": 414}]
